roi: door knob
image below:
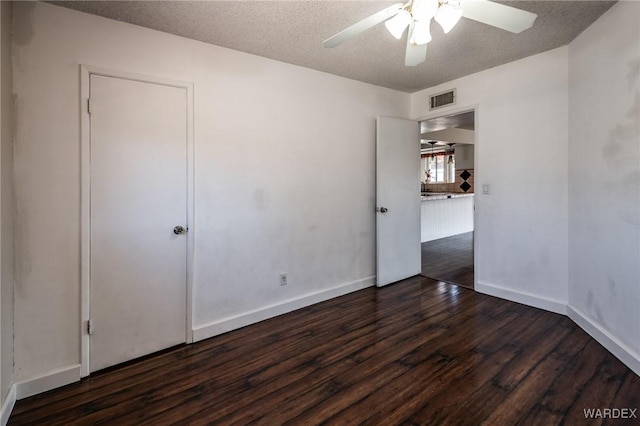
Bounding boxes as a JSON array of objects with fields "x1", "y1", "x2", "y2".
[
  {"x1": 173, "y1": 226, "x2": 187, "y2": 235},
  {"x1": 377, "y1": 207, "x2": 389, "y2": 213}
]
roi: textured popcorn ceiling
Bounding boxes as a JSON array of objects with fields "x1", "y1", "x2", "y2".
[{"x1": 50, "y1": 1, "x2": 615, "y2": 93}]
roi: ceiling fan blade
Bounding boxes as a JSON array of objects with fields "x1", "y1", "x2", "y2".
[
  {"x1": 323, "y1": 3, "x2": 405, "y2": 48},
  {"x1": 460, "y1": 0, "x2": 537, "y2": 33},
  {"x1": 405, "y1": 22, "x2": 428, "y2": 66}
]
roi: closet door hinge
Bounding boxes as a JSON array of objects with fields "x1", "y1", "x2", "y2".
[
  {"x1": 87, "y1": 98, "x2": 92, "y2": 115},
  {"x1": 87, "y1": 319, "x2": 93, "y2": 335}
]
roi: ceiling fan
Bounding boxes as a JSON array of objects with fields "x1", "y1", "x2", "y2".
[{"x1": 323, "y1": 0, "x2": 537, "y2": 66}]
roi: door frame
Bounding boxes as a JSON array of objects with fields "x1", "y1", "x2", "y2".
[
  {"x1": 79, "y1": 65, "x2": 195, "y2": 377},
  {"x1": 415, "y1": 104, "x2": 479, "y2": 290}
]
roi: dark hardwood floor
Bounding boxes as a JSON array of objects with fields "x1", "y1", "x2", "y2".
[
  {"x1": 10, "y1": 276, "x2": 639, "y2": 425},
  {"x1": 421, "y1": 232, "x2": 474, "y2": 289}
]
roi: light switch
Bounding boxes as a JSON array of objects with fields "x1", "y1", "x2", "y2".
[{"x1": 482, "y1": 184, "x2": 490, "y2": 194}]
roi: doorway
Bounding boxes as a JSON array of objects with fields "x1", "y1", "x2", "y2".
[
  {"x1": 419, "y1": 110, "x2": 475, "y2": 289},
  {"x1": 80, "y1": 68, "x2": 194, "y2": 375}
]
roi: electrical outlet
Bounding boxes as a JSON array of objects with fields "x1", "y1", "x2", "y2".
[{"x1": 280, "y1": 273, "x2": 288, "y2": 286}]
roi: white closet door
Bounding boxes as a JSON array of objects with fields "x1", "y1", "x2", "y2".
[{"x1": 89, "y1": 74, "x2": 188, "y2": 372}]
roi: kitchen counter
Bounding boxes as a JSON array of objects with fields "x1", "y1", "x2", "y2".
[
  {"x1": 421, "y1": 193, "x2": 474, "y2": 242},
  {"x1": 421, "y1": 192, "x2": 474, "y2": 201}
]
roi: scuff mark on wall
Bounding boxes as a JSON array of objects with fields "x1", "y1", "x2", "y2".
[
  {"x1": 11, "y1": 2, "x2": 34, "y2": 47},
  {"x1": 601, "y1": 59, "x2": 640, "y2": 229},
  {"x1": 10, "y1": 90, "x2": 26, "y2": 301},
  {"x1": 11, "y1": 95, "x2": 32, "y2": 300},
  {"x1": 627, "y1": 57, "x2": 640, "y2": 89},
  {"x1": 12, "y1": 199, "x2": 31, "y2": 300},
  {"x1": 628, "y1": 91, "x2": 640, "y2": 126},
  {"x1": 602, "y1": 112, "x2": 639, "y2": 162},
  {"x1": 586, "y1": 289, "x2": 605, "y2": 325},
  {"x1": 253, "y1": 189, "x2": 267, "y2": 211}
]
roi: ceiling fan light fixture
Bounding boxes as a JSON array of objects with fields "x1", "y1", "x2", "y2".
[
  {"x1": 410, "y1": 19, "x2": 432, "y2": 45},
  {"x1": 385, "y1": 9, "x2": 412, "y2": 39},
  {"x1": 323, "y1": 0, "x2": 538, "y2": 67},
  {"x1": 435, "y1": 2, "x2": 463, "y2": 33},
  {"x1": 412, "y1": 0, "x2": 439, "y2": 22}
]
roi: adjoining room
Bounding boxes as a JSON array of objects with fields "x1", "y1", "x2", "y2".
[{"x1": 420, "y1": 110, "x2": 475, "y2": 289}]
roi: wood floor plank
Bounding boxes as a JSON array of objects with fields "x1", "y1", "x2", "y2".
[
  {"x1": 13, "y1": 284, "x2": 417, "y2": 423},
  {"x1": 421, "y1": 232, "x2": 474, "y2": 289},
  {"x1": 332, "y1": 312, "x2": 520, "y2": 424},
  {"x1": 521, "y1": 334, "x2": 603, "y2": 424},
  {"x1": 9, "y1": 277, "x2": 639, "y2": 425},
  {"x1": 11, "y1": 288, "x2": 381, "y2": 417},
  {"x1": 153, "y1": 282, "x2": 473, "y2": 424},
  {"x1": 275, "y1": 293, "x2": 509, "y2": 424},
  {"x1": 564, "y1": 350, "x2": 631, "y2": 423},
  {"x1": 479, "y1": 323, "x2": 581, "y2": 425},
  {"x1": 202, "y1": 300, "x2": 473, "y2": 424},
  {"x1": 399, "y1": 309, "x2": 565, "y2": 425}
]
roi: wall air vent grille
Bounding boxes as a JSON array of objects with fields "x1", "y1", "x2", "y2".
[{"x1": 430, "y1": 89, "x2": 456, "y2": 110}]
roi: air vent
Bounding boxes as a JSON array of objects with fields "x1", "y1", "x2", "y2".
[{"x1": 430, "y1": 89, "x2": 456, "y2": 110}]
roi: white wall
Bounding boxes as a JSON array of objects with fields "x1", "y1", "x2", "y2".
[
  {"x1": 0, "y1": 0, "x2": 15, "y2": 407},
  {"x1": 412, "y1": 47, "x2": 569, "y2": 312},
  {"x1": 12, "y1": 2, "x2": 409, "y2": 386},
  {"x1": 455, "y1": 144, "x2": 474, "y2": 170},
  {"x1": 568, "y1": 1, "x2": 640, "y2": 372}
]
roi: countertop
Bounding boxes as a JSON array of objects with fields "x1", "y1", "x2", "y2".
[{"x1": 421, "y1": 192, "x2": 475, "y2": 201}]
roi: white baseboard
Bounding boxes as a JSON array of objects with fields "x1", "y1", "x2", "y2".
[
  {"x1": 193, "y1": 276, "x2": 376, "y2": 342},
  {"x1": 0, "y1": 384, "x2": 16, "y2": 426},
  {"x1": 567, "y1": 305, "x2": 640, "y2": 377},
  {"x1": 476, "y1": 281, "x2": 567, "y2": 315},
  {"x1": 16, "y1": 364, "x2": 81, "y2": 400}
]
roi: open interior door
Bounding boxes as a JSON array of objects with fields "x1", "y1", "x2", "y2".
[{"x1": 376, "y1": 116, "x2": 421, "y2": 287}]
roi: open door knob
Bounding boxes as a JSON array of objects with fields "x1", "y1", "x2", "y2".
[{"x1": 173, "y1": 226, "x2": 186, "y2": 235}]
